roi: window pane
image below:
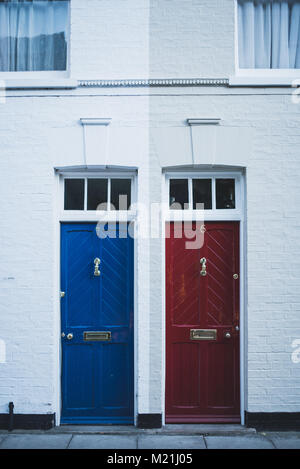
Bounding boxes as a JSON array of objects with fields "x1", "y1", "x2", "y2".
[
  {"x1": 169, "y1": 179, "x2": 189, "y2": 210},
  {"x1": 64, "y1": 179, "x2": 84, "y2": 210},
  {"x1": 193, "y1": 179, "x2": 212, "y2": 210},
  {"x1": 0, "y1": 1, "x2": 69, "y2": 72},
  {"x1": 216, "y1": 179, "x2": 236, "y2": 209},
  {"x1": 238, "y1": 0, "x2": 300, "y2": 69},
  {"x1": 111, "y1": 179, "x2": 131, "y2": 210},
  {"x1": 87, "y1": 179, "x2": 108, "y2": 210}
]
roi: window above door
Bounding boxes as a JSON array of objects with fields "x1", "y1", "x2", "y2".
[
  {"x1": 0, "y1": 0, "x2": 70, "y2": 79},
  {"x1": 165, "y1": 172, "x2": 243, "y2": 221},
  {"x1": 64, "y1": 176, "x2": 133, "y2": 212}
]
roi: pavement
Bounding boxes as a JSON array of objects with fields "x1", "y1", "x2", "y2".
[{"x1": 0, "y1": 425, "x2": 299, "y2": 449}]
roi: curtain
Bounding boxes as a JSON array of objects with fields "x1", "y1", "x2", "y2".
[
  {"x1": 238, "y1": 0, "x2": 300, "y2": 68},
  {"x1": 0, "y1": 0, "x2": 69, "y2": 71}
]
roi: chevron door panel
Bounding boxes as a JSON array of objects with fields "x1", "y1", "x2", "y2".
[
  {"x1": 166, "y1": 222, "x2": 240, "y2": 423},
  {"x1": 61, "y1": 223, "x2": 134, "y2": 424}
]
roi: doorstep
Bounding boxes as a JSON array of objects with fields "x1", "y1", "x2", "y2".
[{"x1": 0, "y1": 424, "x2": 256, "y2": 436}]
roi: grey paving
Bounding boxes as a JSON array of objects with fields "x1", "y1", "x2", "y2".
[
  {"x1": 265, "y1": 432, "x2": 300, "y2": 449},
  {"x1": 0, "y1": 429, "x2": 299, "y2": 449},
  {"x1": 160, "y1": 424, "x2": 256, "y2": 435},
  {"x1": 0, "y1": 434, "x2": 72, "y2": 450},
  {"x1": 205, "y1": 435, "x2": 274, "y2": 449},
  {"x1": 138, "y1": 435, "x2": 206, "y2": 449},
  {"x1": 68, "y1": 434, "x2": 137, "y2": 449}
]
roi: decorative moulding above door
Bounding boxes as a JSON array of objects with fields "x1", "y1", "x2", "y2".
[
  {"x1": 187, "y1": 118, "x2": 221, "y2": 125},
  {"x1": 80, "y1": 118, "x2": 112, "y2": 166},
  {"x1": 80, "y1": 118, "x2": 111, "y2": 126}
]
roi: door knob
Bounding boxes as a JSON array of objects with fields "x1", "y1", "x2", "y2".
[
  {"x1": 94, "y1": 258, "x2": 101, "y2": 277},
  {"x1": 225, "y1": 332, "x2": 231, "y2": 339},
  {"x1": 200, "y1": 258, "x2": 207, "y2": 277},
  {"x1": 67, "y1": 333, "x2": 73, "y2": 340}
]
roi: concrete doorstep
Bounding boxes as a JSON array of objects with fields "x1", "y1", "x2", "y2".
[{"x1": 0, "y1": 430, "x2": 299, "y2": 449}]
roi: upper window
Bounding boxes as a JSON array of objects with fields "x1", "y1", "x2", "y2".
[
  {"x1": 238, "y1": 0, "x2": 300, "y2": 69},
  {"x1": 0, "y1": 0, "x2": 69, "y2": 72}
]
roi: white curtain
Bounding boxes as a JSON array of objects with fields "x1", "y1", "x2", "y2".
[
  {"x1": 238, "y1": 0, "x2": 300, "y2": 68},
  {"x1": 0, "y1": 0, "x2": 69, "y2": 71}
]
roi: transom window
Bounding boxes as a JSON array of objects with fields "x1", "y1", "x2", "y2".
[
  {"x1": 64, "y1": 177, "x2": 132, "y2": 211},
  {"x1": 237, "y1": 0, "x2": 300, "y2": 69},
  {"x1": 168, "y1": 176, "x2": 237, "y2": 211},
  {"x1": 0, "y1": 0, "x2": 69, "y2": 72}
]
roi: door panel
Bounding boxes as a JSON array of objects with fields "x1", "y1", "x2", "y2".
[
  {"x1": 63, "y1": 344, "x2": 96, "y2": 410},
  {"x1": 166, "y1": 222, "x2": 240, "y2": 423},
  {"x1": 61, "y1": 223, "x2": 134, "y2": 424}
]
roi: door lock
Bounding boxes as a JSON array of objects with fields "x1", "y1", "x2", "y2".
[
  {"x1": 200, "y1": 258, "x2": 207, "y2": 277},
  {"x1": 94, "y1": 258, "x2": 101, "y2": 277},
  {"x1": 67, "y1": 333, "x2": 73, "y2": 340}
]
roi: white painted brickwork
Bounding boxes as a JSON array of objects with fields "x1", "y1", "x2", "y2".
[
  {"x1": 0, "y1": 0, "x2": 299, "y2": 419},
  {"x1": 71, "y1": 0, "x2": 234, "y2": 80}
]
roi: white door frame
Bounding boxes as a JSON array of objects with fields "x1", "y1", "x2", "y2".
[
  {"x1": 53, "y1": 170, "x2": 138, "y2": 426},
  {"x1": 161, "y1": 169, "x2": 247, "y2": 425}
]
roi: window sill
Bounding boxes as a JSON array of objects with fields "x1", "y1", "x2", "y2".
[
  {"x1": 229, "y1": 75, "x2": 300, "y2": 87},
  {"x1": 1, "y1": 78, "x2": 78, "y2": 90}
]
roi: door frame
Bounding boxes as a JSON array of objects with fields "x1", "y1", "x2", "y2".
[
  {"x1": 53, "y1": 170, "x2": 138, "y2": 426},
  {"x1": 161, "y1": 169, "x2": 247, "y2": 425}
]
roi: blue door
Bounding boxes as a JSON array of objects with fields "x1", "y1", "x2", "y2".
[{"x1": 60, "y1": 223, "x2": 134, "y2": 424}]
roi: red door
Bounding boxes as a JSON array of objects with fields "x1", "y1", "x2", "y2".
[{"x1": 166, "y1": 222, "x2": 240, "y2": 423}]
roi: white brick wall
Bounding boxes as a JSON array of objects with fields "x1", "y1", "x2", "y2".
[
  {"x1": 71, "y1": 0, "x2": 235, "y2": 80},
  {"x1": 0, "y1": 0, "x2": 299, "y2": 419}
]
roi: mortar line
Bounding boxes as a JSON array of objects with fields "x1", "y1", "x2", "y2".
[
  {"x1": 260, "y1": 433, "x2": 277, "y2": 449},
  {"x1": 66, "y1": 434, "x2": 74, "y2": 450}
]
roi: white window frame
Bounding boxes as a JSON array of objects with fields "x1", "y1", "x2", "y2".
[
  {"x1": 164, "y1": 171, "x2": 243, "y2": 222},
  {"x1": 0, "y1": 0, "x2": 71, "y2": 83},
  {"x1": 59, "y1": 171, "x2": 137, "y2": 222},
  {"x1": 230, "y1": 0, "x2": 300, "y2": 86}
]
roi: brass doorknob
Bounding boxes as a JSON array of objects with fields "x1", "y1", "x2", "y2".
[
  {"x1": 200, "y1": 258, "x2": 207, "y2": 277},
  {"x1": 94, "y1": 258, "x2": 101, "y2": 277},
  {"x1": 225, "y1": 332, "x2": 231, "y2": 339},
  {"x1": 67, "y1": 333, "x2": 73, "y2": 340}
]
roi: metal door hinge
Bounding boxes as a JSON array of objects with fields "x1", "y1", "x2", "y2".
[{"x1": 60, "y1": 291, "x2": 65, "y2": 298}]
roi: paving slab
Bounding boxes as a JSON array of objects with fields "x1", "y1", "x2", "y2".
[
  {"x1": 0, "y1": 434, "x2": 72, "y2": 450},
  {"x1": 138, "y1": 435, "x2": 206, "y2": 449},
  {"x1": 68, "y1": 434, "x2": 137, "y2": 449},
  {"x1": 205, "y1": 435, "x2": 274, "y2": 450},
  {"x1": 265, "y1": 432, "x2": 300, "y2": 449}
]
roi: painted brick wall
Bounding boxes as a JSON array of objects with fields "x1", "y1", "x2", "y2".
[
  {"x1": 71, "y1": 0, "x2": 235, "y2": 79},
  {"x1": 0, "y1": 0, "x2": 299, "y2": 419}
]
